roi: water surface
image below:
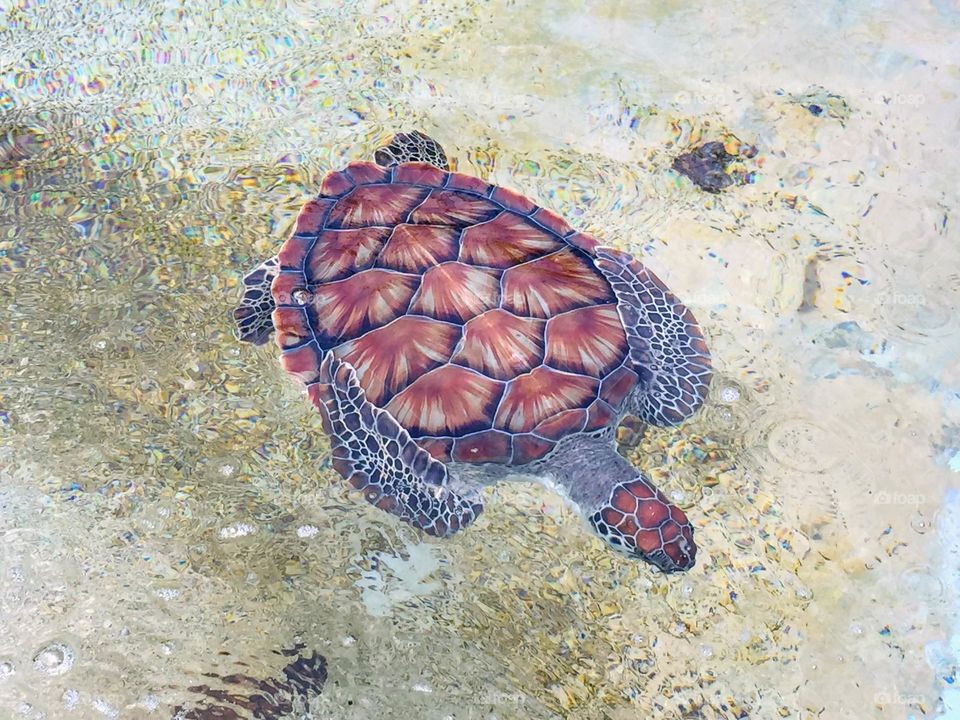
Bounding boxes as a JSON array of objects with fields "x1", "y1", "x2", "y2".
[{"x1": 1, "y1": 1, "x2": 958, "y2": 718}]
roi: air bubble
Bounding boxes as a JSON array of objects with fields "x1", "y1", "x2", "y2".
[
  {"x1": 219, "y1": 523, "x2": 256, "y2": 539},
  {"x1": 32, "y1": 642, "x2": 75, "y2": 676},
  {"x1": 719, "y1": 386, "x2": 740, "y2": 403},
  {"x1": 634, "y1": 658, "x2": 654, "y2": 672},
  {"x1": 716, "y1": 408, "x2": 735, "y2": 426},
  {"x1": 0, "y1": 660, "x2": 14, "y2": 679},
  {"x1": 62, "y1": 689, "x2": 80, "y2": 710},
  {"x1": 910, "y1": 512, "x2": 933, "y2": 534},
  {"x1": 92, "y1": 697, "x2": 119, "y2": 718},
  {"x1": 902, "y1": 568, "x2": 943, "y2": 599}
]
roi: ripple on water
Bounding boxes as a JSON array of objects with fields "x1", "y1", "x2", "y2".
[
  {"x1": 877, "y1": 283, "x2": 956, "y2": 343},
  {"x1": 861, "y1": 261, "x2": 959, "y2": 344},
  {"x1": 763, "y1": 417, "x2": 844, "y2": 473},
  {"x1": 867, "y1": 194, "x2": 947, "y2": 258},
  {"x1": 901, "y1": 566, "x2": 943, "y2": 601}
]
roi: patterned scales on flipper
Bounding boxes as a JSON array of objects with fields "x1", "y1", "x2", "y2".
[
  {"x1": 374, "y1": 130, "x2": 448, "y2": 170},
  {"x1": 313, "y1": 354, "x2": 483, "y2": 536},
  {"x1": 234, "y1": 255, "x2": 280, "y2": 345},
  {"x1": 593, "y1": 249, "x2": 712, "y2": 426}
]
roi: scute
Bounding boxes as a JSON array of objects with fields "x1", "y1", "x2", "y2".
[
  {"x1": 494, "y1": 366, "x2": 599, "y2": 433},
  {"x1": 307, "y1": 269, "x2": 418, "y2": 347},
  {"x1": 460, "y1": 213, "x2": 564, "y2": 268},
  {"x1": 452, "y1": 430, "x2": 513, "y2": 464},
  {"x1": 327, "y1": 185, "x2": 429, "y2": 229},
  {"x1": 306, "y1": 227, "x2": 390, "y2": 282},
  {"x1": 384, "y1": 365, "x2": 504, "y2": 437},
  {"x1": 409, "y1": 262, "x2": 500, "y2": 323},
  {"x1": 410, "y1": 190, "x2": 499, "y2": 226},
  {"x1": 501, "y1": 248, "x2": 614, "y2": 318},
  {"x1": 332, "y1": 316, "x2": 461, "y2": 405},
  {"x1": 376, "y1": 224, "x2": 459, "y2": 273},
  {"x1": 272, "y1": 161, "x2": 640, "y2": 466},
  {"x1": 544, "y1": 304, "x2": 628, "y2": 377},
  {"x1": 451, "y1": 309, "x2": 544, "y2": 380}
]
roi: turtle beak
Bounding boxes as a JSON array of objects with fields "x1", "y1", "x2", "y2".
[{"x1": 632, "y1": 526, "x2": 696, "y2": 573}]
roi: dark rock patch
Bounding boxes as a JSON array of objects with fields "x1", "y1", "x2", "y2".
[{"x1": 672, "y1": 141, "x2": 756, "y2": 194}]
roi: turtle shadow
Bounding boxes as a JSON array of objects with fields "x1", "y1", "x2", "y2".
[{"x1": 171, "y1": 643, "x2": 327, "y2": 720}]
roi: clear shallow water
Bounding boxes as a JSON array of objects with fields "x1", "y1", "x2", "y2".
[{"x1": 1, "y1": 0, "x2": 958, "y2": 718}]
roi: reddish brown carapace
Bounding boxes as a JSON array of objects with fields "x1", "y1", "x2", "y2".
[{"x1": 272, "y1": 161, "x2": 640, "y2": 467}]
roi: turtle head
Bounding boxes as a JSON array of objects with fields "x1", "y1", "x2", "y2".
[
  {"x1": 546, "y1": 438, "x2": 698, "y2": 572},
  {"x1": 589, "y1": 475, "x2": 697, "y2": 573}
]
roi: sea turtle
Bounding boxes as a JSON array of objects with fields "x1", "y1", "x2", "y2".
[{"x1": 234, "y1": 132, "x2": 712, "y2": 572}]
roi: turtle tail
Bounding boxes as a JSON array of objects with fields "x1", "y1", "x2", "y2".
[
  {"x1": 234, "y1": 255, "x2": 279, "y2": 345},
  {"x1": 374, "y1": 131, "x2": 449, "y2": 170}
]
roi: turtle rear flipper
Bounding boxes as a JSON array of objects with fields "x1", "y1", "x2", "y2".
[
  {"x1": 374, "y1": 131, "x2": 448, "y2": 170},
  {"x1": 594, "y1": 249, "x2": 712, "y2": 426},
  {"x1": 234, "y1": 255, "x2": 279, "y2": 345},
  {"x1": 312, "y1": 354, "x2": 483, "y2": 537}
]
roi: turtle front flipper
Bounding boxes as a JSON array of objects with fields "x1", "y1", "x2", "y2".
[
  {"x1": 374, "y1": 131, "x2": 448, "y2": 170},
  {"x1": 593, "y1": 249, "x2": 712, "y2": 426},
  {"x1": 312, "y1": 354, "x2": 483, "y2": 537},
  {"x1": 234, "y1": 255, "x2": 279, "y2": 345}
]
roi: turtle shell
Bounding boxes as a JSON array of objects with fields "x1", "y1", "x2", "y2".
[{"x1": 271, "y1": 161, "x2": 640, "y2": 466}]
